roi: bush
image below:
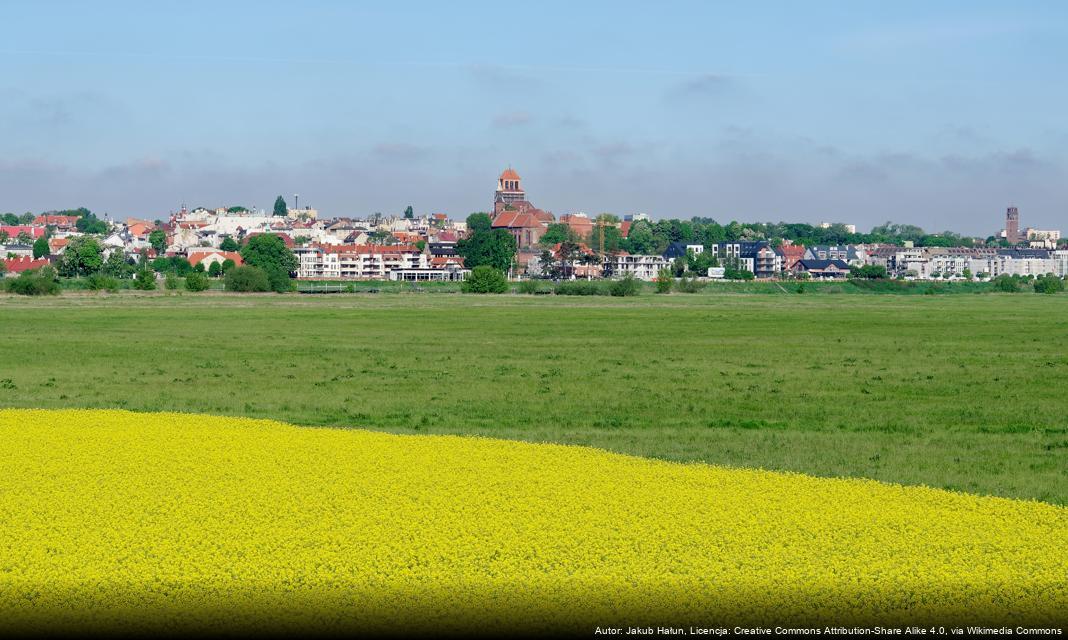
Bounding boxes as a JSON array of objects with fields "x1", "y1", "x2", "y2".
[
  {"x1": 516, "y1": 279, "x2": 550, "y2": 294},
  {"x1": 4, "y1": 267, "x2": 61, "y2": 296},
  {"x1": 609, "y1": 274, "x2": 641, "y2": 297},
  {"x1": 225, "y1": 265, "x2": 270, "y2": 292},
  {"x1": 133, "y1": 268, "x2": 157, "y2": 290},
  {"x1": 555, "y1": 280, "x2": 605, "y2": 296},
  {"x1": 208, "y1": 262, "x2": 222, "y2": 278},
  {"x1": 655, "y1": 269, "x2": 673, "y2": 294},
  {"x1": 675, "y1": 276, "x2": 706, "y2": 293},
  {"x1": 1033, "y1": 275, "x2": 1065, "y2": 295},
  {"x1": 185, "y1": 271, "x2": 210, "y2": 292},
  {"x1": 461, "y1": 266, "x2": 508, "y2": 294},
  {"x1": 992, "y1": 275, "x2": 1021, "y2": 293},
  {"x1": 85, "y1": 274, "x2": 119, "y2": 292},
  {"x1": 164, "y1": 272, "x2": 180, "y2": 290}
]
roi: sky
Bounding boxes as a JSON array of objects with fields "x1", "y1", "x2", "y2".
[{"x1": 1, "y1": 0, "x2": 1067, "y2": 235}]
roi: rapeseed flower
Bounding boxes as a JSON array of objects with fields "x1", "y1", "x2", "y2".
[{"x1": 0, "y1": 409, "x2": 1063, "y2": 633}]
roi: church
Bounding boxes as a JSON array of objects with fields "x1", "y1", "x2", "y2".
[{"x1": 490, "y1": 168, "x2": 554, "y2": 248}]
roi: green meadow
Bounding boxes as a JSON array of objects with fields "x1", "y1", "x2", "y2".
[{"x1": 1, "y1": 292, "x2": 1065, "y2": 504}]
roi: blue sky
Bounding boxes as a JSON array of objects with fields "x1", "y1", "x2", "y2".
[{"x1": 1, "y1": 0, "x2": 1066, "y2": 234}]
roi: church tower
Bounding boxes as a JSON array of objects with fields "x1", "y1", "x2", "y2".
[
  {"x1": 1005, "y1": 206, "x2": 1020, "y2": 245},
  {"x1": 494, "y1": 167, "x2": 526, "y2": 213}
]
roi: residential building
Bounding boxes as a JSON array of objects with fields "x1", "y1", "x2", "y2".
[
  {"x1": 793, "y1": 259, "x2": 851, "y2": 279},
  {"x1": 602, "y1": 254, "x2": 671, "y2": 281}
]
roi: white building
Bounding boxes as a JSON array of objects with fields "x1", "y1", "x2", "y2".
[
  {"x1": 295, "y1": 245, "x2": 429, "y2": 280},
  {"x1": 602, "y1": 254, "x2": 671, "y2": 281}
]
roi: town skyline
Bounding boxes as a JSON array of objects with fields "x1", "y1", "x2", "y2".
[{"x1": 3, "y1": 1, "x2": 1068, "y2": 234}]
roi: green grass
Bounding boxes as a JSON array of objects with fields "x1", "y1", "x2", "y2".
[{"x1": 1, "y1": 292, "x2": 1065, "y2": 504}]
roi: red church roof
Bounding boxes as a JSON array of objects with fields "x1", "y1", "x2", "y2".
[{"x1": 499, "y1": 168, "x2": 520, "y2": 181}]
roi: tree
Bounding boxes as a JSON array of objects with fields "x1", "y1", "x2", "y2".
[
  {"x1": 240, "y1": 234, "x2": 297, "y2": 293},
  {"x1": 1034, "y1": 275, "x2": 1065, "y2": 295},
  {"x1": 0, "y1": 230, "x2": 8, "y2": 244},
  {"x1": 0, "y1": 260, "x2": 5, "y2": 276},
  {"x1": 404, "y1": 205, "x2": 414, "y2": 219},
  {"x1": 57, "y1": 236, "x2": 104, "y2": 277},
  {"x1": 221, "y1": 258, "x2": 236, "y2": 274},
  {"x1": 16, "y1": 231, "x2": 33, "y2": 245},
  {"x1": 624, "y1": 220, "x2": 658, "y2": 255},
  {"x1": 538, "y1": 223, "x2": 577, "y2": 247},
  {"x1": 73, "y1": 210, "x2": 109, "y2": 234},
  {"x1": 465, "y1": 212, "x2": 492, "y2": 234},
  {"x1": 164, "y1": 272, "x2": 180, "y2": 290},
  {"x1": 185, "y1": 271, "x2": 210, "y2": 292},
  {"x1": 227, "y1": 206, "x2": 249, "y2": 213},
  {"x1": 149, "y1": 229, "x2": 167, "y2": 254},
  {"x1": 461, "y1": 266, "x2": 508, "y2": 293},
  {"x1": 133, "y1": 267, "x2": 157, "y2": 290},
  {"x1": 219, "y1": 237, "x2": 240, "y2": 252},
  {"x1": 655, "y1": 268, "x2": 673, "y2": 293},
  {"x1": 102, "y1": 250, "x2": 133, "y2": 278},
  {"x1": 225, "y1": 265, "x2": 270, "y2": 292},
  {"x1": 456, "y1": 221, "x2": 517, "y2": 273},
  {"x1": 273, "y1": 196, "x2": 288, "y2": 217},
  {"x1": 208, "y1": 262, "x2": 222, "y2": 278},
  {"x1": 32, "y1": 236, "x2": 49, "y2": 259},
  {"x1": 849, "y1": 265, "x2": 889, "y2": 280}
]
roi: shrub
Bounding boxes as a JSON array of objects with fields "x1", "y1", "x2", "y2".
[
  {"x1": 208, "y1": 262, "x2": 222, "y2": 278},
  {"x1": 992, "y1": 275, "x2": 1021, "y2": 293},
  {"x1": 85, "y1": 274, "x2": 120, "y2": 292},
  {"x1": 675, "y1": 276, "x2": 706, "y2": 293},
  {"x1": 4, "y1": 267, "x2": 61, "y2": 296},
  {"x1": 554, "y1": 280, "x2": 605, "y2": 296},
  {"x1": 461, "y1": 266, "x2": 508, "y2": 294},
  {"x1": 185, "y1": 271, "x2": 210, "y2": 292},
  {"x1": 517, "y1": 279, "x2": 550, "y2": 294},
  {"x1": 655, "y1": 269, "x2": 673, "y2": 294},
  {"x1": 609, "y1": 274, "x2": 641, "y2": 297},
  {"x1": 134, "y1": 268, "x2": 157, "y2": 290},
  {"x1": 225, "y1": 266, "x2": 270, "y2": 292},
  {"x1": 1033, "y1": 275, "x2": 1065, "y2": 295},
  {"x1": 164, "y1": 272, "x2": 180, "y2": 290}
]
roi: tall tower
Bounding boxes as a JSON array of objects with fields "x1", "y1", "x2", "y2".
[
  {"x1": 494, "y1": 167, "x2": 526, "y2": 214},
  {"x1": 1005, "y1": 206, "x2": 1020, "y2": 245}
]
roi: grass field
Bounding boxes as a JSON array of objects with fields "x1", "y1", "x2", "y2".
[{"x1": 1, "y1": 292, "x2": 1066, "y2": 504}]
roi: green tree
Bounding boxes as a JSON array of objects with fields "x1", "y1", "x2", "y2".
[
  {"x1": 32, "y1": 236, "x2": 49, "y2": 259},
  {"x1": 240, "y1": 234, "x2": 297, "y2": 293},
  {"x1": 624, "y1": 220, "x2": 658, "y2": 254},
  {"x1": 221, "y1": 258, "x2": 236, "y2": 273},
  {"x1": 0, "y1": 230, "x2": 8, "y2": 244},
  {"x1": 404, "y1": 205, "x2": 414, "y2": 219},
  {"x1": 185, "y1": 271, "x2": 210, "y2": 292},
  {"x1": 73, "y1": 210, "x2": 109, "y2": 234},
  {"x1": 219, "y1": 237, "x2": 240, "y2": 252},
  {"x1": 16, "y1": 231, "x2": 33, "y2": 245},
  {"x1": 134, "y1": 267, "x2": 157, "y2": 290},
  {"x1": 208, "y1": 262, "x2": 222, "y2": 278},
  {"x1": 461, "y1": 265, "x2": 508, "y2": 293},
  {"x1": 149, "y1": 229, "x2": 167, "y2": 254},
  {"x1": 1034, "y1": 275, "x2": 1065, "y2": 295},
  {"x1": 538, "y1": 223, "x2": 577, "y2": 247},
  {"x1": 849, "y1": 265, "x2": 889, "y2": 280},
  {"x1": 273, "y1": 195, "x2": 288, "y2": 217},
  {"x1": 164, "y1": 272, "x2": 180, "y2": 290},
  {"x1": 225, "y1": 265, "x2": 270, "y2": 292},
  {"x1": 102, "y1": 250, "x2": 133, "y2": 278},
  {"x1": 465, "y1": 212, "x2": 492, "y2": 234},
  {"x1": 57, "y1": 236, "x2": 104, "y2": 277},
  {"x1": 655, "y1": 268, "x2": 673, "y2": 293},
  {"x1": 456, "y1": 218, "x2": 517, "y2": 273}
]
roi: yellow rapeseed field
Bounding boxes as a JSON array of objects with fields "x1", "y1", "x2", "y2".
[{"x1": 0, "y1": 409, "x2": 1064, "y2": 633}]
